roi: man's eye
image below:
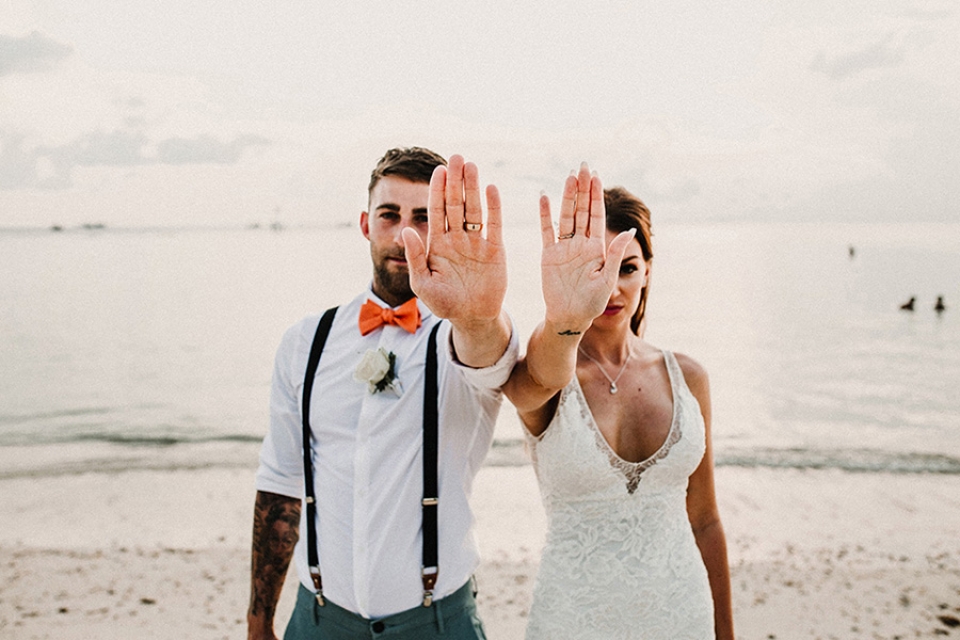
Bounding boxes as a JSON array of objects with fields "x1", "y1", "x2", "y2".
[
  {"x1": 380, "y1": 212, "x2": 399, "y2": 221},
  {"x1": 414, "y1": 215, "x2": 429, "y2": 225}
]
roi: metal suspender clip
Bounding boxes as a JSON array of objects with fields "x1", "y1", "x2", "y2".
[
  {"x1": 310, "y1": 567, "x2": 325, "y2": 606},
  {"x1": 421, "y1": 495, "x2": 439, "y2": 606},
  {"x1": 421, "y1": 565, "x2": 438, "y2": 607}
]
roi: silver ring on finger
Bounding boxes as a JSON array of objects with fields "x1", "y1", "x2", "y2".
[
  {"x1": 463, "y1": 222, "x2": 483, "y2": 232},
  {"x1": 558, "y1": 232, "x2": 576, "y2": 240}
]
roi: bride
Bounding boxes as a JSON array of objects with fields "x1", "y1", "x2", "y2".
[{"x1": 503, "y1": 164, "x2": 734, "y2": 639}]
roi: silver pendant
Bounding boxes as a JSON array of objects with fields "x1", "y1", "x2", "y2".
[{"x1": 609, "y1": 383, "x2": 618, "y2": 394}]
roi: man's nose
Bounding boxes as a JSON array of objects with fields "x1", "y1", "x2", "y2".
[
  {"x1": 394, "y1": 218, "x2": 421, "y2": 245},
  {"x1": 391, "y1": 219, "x2": 412, "y2": 244}
]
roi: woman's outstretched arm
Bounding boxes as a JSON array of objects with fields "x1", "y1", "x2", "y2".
[{"x1": 503, "y1": 163, "x2": 634, "y2": 435}]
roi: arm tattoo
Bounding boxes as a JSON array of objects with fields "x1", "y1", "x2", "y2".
[
  {"x1": 248, "y1": 491, "x2": 302, "y2": 621},
  {"x1": 557, "y1": 329, "x2": 582, "y2": 336}
]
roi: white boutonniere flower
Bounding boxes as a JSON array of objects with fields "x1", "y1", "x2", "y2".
[{"x1": 353, "y1": 348, "x2": 402, "y2": 396}]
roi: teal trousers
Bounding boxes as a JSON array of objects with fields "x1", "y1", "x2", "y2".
[{"x1": 284, "y1": 579, "x2": 487, "y2": 640}]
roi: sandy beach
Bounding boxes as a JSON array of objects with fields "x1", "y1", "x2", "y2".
[{"x1": 2, "y1": 460, "x2": 960, "y2": 639}]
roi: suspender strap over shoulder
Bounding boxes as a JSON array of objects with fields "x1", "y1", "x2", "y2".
[
  {"x1": 421, "y1": 321, "x2": 442, "y2": 606},
  {"x1": 300, "y1": 307, "x2": 442, "y2": 609},
  {"x1": 302, "y1": 306, "x2": 338, "y2": 606}
]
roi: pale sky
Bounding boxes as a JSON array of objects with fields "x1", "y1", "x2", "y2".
[{"x1": 1, "y1": 0, "x2": 958, "y2": 227}]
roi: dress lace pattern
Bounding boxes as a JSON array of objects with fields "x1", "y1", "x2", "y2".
[{"x1": 524, "y1": 351, "x2": 714, "y2": 640}]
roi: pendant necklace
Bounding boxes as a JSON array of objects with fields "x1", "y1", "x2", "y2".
[{"x1": 578, "y1": 345, "x2": 631, "y2": 394}]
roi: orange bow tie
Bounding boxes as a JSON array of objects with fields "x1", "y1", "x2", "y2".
[{"x1": 358, "y1": 298, "x2": 421, "y2": 336}]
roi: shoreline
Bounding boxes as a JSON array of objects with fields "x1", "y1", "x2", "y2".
[
  {"x1": 2, "y1": 465, "x2": 960, "y2": 639},
  {"x1": 4, "y1": 436, "x2": 960, "y2": 481}
]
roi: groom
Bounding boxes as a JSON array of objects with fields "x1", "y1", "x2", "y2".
[{"x1": 247, "y1": 147, "x2": 517, "y2": 639}]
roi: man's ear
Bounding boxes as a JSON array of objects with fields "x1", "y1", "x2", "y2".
[{"x1": 359, "y1": 211, "x2": 370, "y2": 240}]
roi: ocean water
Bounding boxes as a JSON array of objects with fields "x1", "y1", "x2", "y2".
[{"x1": 1, "y1": 222, "x2": 958, "y2": 478}]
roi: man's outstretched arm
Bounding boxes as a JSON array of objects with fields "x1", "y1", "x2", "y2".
[{"x1": 247, "y1": 490, "x2": 301, "y2": 640}]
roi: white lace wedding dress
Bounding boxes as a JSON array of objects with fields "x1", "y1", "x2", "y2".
[{"x1": 524, "y1": 350, "x2": 715, "y2": 640}]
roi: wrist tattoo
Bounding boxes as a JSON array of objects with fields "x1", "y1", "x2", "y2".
[{"x1": 557, "y1": 329, "x2": 582, "y2": 336}]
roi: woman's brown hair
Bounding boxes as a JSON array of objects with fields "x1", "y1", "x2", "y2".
[{"x1": 604, "y1": 187, "x2": 653, "y2": 335}]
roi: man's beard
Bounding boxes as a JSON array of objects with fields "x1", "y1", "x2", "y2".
[{"x1": 372, "y1": 256, "x2": 415, "y2": 306}]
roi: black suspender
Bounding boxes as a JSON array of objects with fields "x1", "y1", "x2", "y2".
[
  {"x1": 300, "y1": 306, "x2": 443, "y2": 608},
  {"x1": 301, "y1": 306, "x2": 337, "y2": 605},
  {"x1": 420, "y1": 322, "x2": 441, "y2": 606}
]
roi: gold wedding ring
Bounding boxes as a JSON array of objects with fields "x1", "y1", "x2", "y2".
[
  {"x1": 558, "y1": 232, "x2": 576, "y2": 240},
  {"x1": 464, "y1": 222, "x2": 483, "y2": 232}
]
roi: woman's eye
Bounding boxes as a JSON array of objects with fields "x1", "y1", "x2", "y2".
[{"x1": 620, "y1": 264, "x2": 638, "y2": 275}]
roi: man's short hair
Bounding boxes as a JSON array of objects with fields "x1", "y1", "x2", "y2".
[{"x1": 368, "y1": 147, "x2": 447, "y2": 196}]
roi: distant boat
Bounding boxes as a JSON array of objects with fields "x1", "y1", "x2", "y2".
[
  {"x1": 81, "y1": 223, "x2": 106, "y2": 230},
  {"x1": 900, "y1": 297, "x2": 916, "y2": 311},
  {"x1": 935, "y1": 296, "x2": 946, "y2": 313},
  {"x1": 50, "y1": 224, "x2": 63, "y2": 232},
  {"x1": 848, "y1": 245, "x2": 855, "y2": 258}
]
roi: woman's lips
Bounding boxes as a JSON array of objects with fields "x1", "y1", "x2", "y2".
[{"x1": 602, "y1": 305, "x2": 622, "y2": 316}]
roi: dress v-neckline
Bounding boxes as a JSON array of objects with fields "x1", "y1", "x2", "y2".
[{"x1": 571, "y1": 350, "x2": 682, "y2": 493}]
